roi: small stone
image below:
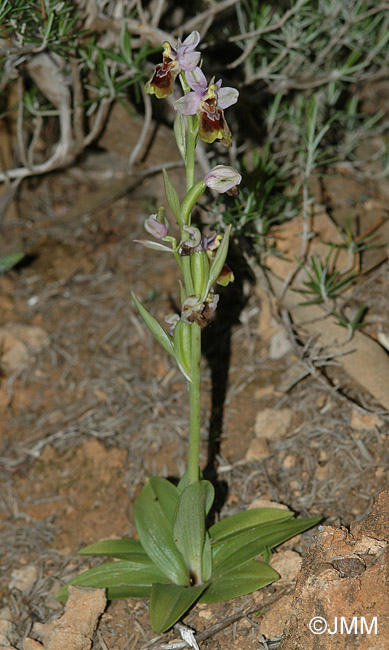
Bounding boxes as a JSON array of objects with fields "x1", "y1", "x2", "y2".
[
  {"x1": 283, "y1": 454, "x2": 296, "y2": 469},
  {"x1": 245, "y1": 438, "x2": 269, "y2": 461},
  {"x1": 254, "y1": 408, "x2": 293, "y2": 440},
  {"x1": 349, "y1": 409, "x2": 384, "y2": 431},
  {"x1": 318, "y1": 449, "x2": 328, "y2": 462},
  {"x1": 197, "y1": 608, "x2": 213, "y2": 620},
  {"x1": 254, "y1": 385, "x2": 279, "y2": 400},
  {"x1": 9, "y1": 565, "x2": 38, "y2": 592},
  {"x1": 269, "y1": 328, "x2": 293, "y2": 359},
  {"x1": 0, "y1": 325, "x2": 50, "y2": 375},
  {"x1": 315, "y1": 465, "x2": 327, "y2": 481},
  {"x1": 26, "y1": 586, "x2": 106, "y2": 650},
  {"x1": 23, "y1": 641, "x2": 42, "y2": 650}
]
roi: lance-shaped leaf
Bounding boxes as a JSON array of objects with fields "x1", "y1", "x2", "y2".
[
  {"x1": 133, "y1": 477, "x2": 189, "y2": 586},
  {"x1": 173, "y1": 480, "x2": 214, "y2": 584},
  {"x1": 200, "y1": 559, "x2": 278, "y2": 604},
  {"x1": 163, "y1": 169, "x2": 181, "y2": 222},
  {"x1": 209, "y1": 507, "x2": 294, "y2": 542},
  {"x1": 150, "y1": 582, "x2": 208, "y2": 633},
  {"x1": 131, "y1": 291, "x2": 175, "y2": 358},
  {"x1": 212, "y1": 517, "x2": 321, "y2": 576},
  {"x1": 202, "y1": 225, "x2": 232, "y2": 300},
  {"x1": 56, "y1": 559, "x2": 167, "y2": 602},
  {"x1": 78, "y1": 537, "x2": 148, "y2": 561}
]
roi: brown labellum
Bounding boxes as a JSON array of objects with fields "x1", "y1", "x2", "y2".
[{"x1": 226, "y1": 185, "x2": 239, "y2": 197}]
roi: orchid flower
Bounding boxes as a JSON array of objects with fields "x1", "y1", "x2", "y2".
[
  {"x1": 202, "y1": 231, "x2": 220, "y2": 252},
  {"x1": 181, "y1": 291, "x2": 219, "y2": 327},
  {"x1": 145, "y1": 31, "x2": 201, "y2": 99},
  {"x1": 165, "y1": 313, "x2": 180, "y2": 336},
  {"x1": 180, "y1": 225, "x2": 202, "y2": 252},
  {"x1": 181, "y1": 295, "x2": 203, "y2": 324},
  {"x1": 174, "y1": 68, "x2": 238, "y2": 146},
  {"x1": 204, "y1": 165, "x2": 242, "y2": 193},
  {"x1": 215, "y1": 264, "x2": 235, "y2": 286}
]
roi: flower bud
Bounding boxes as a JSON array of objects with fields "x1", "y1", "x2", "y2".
[
  {"x1": 204, "y1": 165, "x2": 242, "y2": 193},
  {"x1": 190, "y1": 250, "x2": 210, "y2": 297},
  {"x1": 144, "y1": 207, "x2": 168, "y2": 239}
]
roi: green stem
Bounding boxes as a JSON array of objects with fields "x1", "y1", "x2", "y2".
[
  {"x1": 178, "y1": 81, "x2": 201, "y2": 483},
  {"x1": 186, "y1": 115, "x2": 197, "y2": 193},
  {"x1": 187, "y1": 321, "x2": 201, "y2": 483},
  {"x1": 172, "y1": 248, "x2": 183, "y2": 272}
]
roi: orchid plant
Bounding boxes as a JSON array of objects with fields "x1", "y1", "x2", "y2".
[{"x1": 57, "y1": 32, "x2": 319, "y2": 635}]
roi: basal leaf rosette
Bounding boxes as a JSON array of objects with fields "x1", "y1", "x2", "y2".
[{"x1": 56, "y1": 476, "x2": 320, "y2": 633}]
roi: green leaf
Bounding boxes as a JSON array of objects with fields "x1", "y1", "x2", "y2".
[
  {"x1": 173, "y1": 480, "x2": 214, "y2": 583},
  {"x1": 131, "y1": 292, "x2": 175, "y2": 358},
  {"x1": 200, "y1": 559, "x2": 279, "y2": 603},
  {"x1": 133, "y1": 477, "x2": 189, "y2": 586},
  {"x1": 56, "y1": 559, "x2": 167, "y2": 602},
  {"x1": 0, "y1": 252, "x2": 24, "y2": 274},
  {"x1": 212, "y1": 517, "x2": 321, "y2": 576},
  {"x1": 78, "y1": 537, "x2": 148, "y2": 561},
  {"x1": 203, "y1": 225, "x2": 232, "y2": 299},
  {"x1": 201, "y1": 530, "x2": 213, "y2": 582},
  {"x1": 209, "y1": 507, "x2": 294, "y2": 541},
  {"x1": 163, "y1": 169, "x2": 181, "y2": 222},
  {"x1": 150, "y1": 582, "x2": 208, "y2": 633}
]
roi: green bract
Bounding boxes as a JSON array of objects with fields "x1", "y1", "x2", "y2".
[
  {"x1": 173, "y1": 319, "x2": 193, "y2": 381},
  {"x1": 131, "y1": 292, "x2": 175, "y2": 358},
  {"x1": 163, "y1": 168, "x2": 182, "y2": 223},
  {"x1": 203, "y1": 224, "x2": 232, "y2": 300}
]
